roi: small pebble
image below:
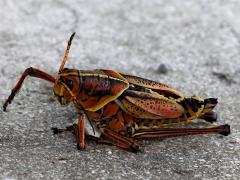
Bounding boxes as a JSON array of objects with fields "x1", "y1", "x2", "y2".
[
  {"x1": 107, "y1": 150, "x2": 112, "y2": 155},
  {"x1": 156, "y1": 64, "x2": 168, "y2": 74}
]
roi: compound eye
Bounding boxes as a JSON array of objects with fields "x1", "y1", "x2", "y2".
[{"x1": 65, "y1": 78, "x2": 74, "y2": 90}]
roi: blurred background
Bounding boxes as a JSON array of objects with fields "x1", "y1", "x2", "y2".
[{"x1": 0, "y1": 0, "x2": 240, "y2": 179}]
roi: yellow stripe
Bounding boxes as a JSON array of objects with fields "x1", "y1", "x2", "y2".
[{"x1": 60, "y1": 72, "x2": 127, "y2": 83}]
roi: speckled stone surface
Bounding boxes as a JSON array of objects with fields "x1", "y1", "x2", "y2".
[{"x1": 0, "y1": 0, "x2": 240, "y2": 179}]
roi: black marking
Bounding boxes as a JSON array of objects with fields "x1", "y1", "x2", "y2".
[
  {"x1": 179, "y1": 99, "x2": 188, "y2": 110},
  {"x1": 189, "y1": 99, "x2": 198, "y2": 113},
  {"x1": 83, "y1": 75, "x2": 120, "y2": 97},
  {"x1": 181, "y1": 98, "x2": 203, "y2": 113}
]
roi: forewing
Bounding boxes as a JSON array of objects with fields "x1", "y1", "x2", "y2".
[
  {"x1": 122, "y1": 90, "x2": 184, "y2": 118},
  {"x1": 121, "y1": 73, "x2": 183, "y2": 98},
  {"x1": 116, "y1": 99, "x2": 161, "y2": 119}
]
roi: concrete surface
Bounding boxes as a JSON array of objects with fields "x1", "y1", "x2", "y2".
[{"x1": 0, "y1": 0, "x2": 240, "y2": 179}]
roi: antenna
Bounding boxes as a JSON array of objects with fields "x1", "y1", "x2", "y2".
[{"x1": 59, "y1": 32, "x2": 76, "y2": 72}]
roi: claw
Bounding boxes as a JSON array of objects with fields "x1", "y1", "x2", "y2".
[{"x1": 51, "y1": 127, "x2": 61, "y2": 135}]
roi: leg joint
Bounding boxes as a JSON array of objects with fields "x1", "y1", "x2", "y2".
[{"x1": 26, "y1": 67, "x2": 34, "y2": 75}]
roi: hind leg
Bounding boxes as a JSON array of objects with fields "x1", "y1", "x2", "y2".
[{"x1": 133, "y1": 124, "x2": 230, "y2": 139}]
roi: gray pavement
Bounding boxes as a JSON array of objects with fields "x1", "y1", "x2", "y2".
[{"x1": 0, "y1": 0, "x2": 240, "y2": 179}]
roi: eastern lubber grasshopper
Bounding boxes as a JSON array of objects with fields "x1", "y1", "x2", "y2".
[{"x1": 3, "y1": 33, "x2": 230, "y2": 152}]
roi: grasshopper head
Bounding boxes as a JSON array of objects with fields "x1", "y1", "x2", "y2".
[
  {"x1": 53, "y1": 68, "x2": 80, "y2": 105},
  {"x1": 53, "y1": 33, "x2": 78, "y2": 105}
]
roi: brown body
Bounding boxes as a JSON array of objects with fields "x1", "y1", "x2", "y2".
[{"x1": 3, "y1": 33, "x2": 230, "y2": 152}]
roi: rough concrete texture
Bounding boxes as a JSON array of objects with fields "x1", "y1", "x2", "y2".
[{"x1": 0, "y1": 0, "x2": 240, "y2": 179}]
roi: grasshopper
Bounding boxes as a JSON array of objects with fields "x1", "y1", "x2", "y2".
[{"x1": 3, "y1": 33, "x2": 230, "y2": 152}]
